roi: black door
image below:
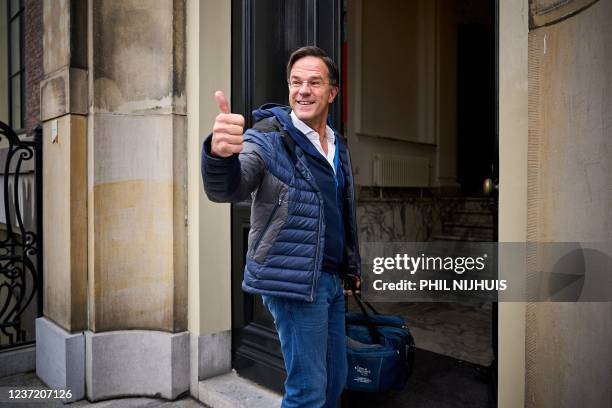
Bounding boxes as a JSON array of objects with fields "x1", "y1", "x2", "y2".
[{"x1": 230, "y1": 0, "x2": 342, "y2": 393}]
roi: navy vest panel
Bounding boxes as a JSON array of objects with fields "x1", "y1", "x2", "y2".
[
  {"x1": 265, "y1": 105, "x2": 348, "y2": 275},
  {"x1": 302, "y1": 145, "x2": 345, "y2": 274}
]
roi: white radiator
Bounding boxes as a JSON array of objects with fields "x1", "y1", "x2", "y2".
[{"x1": 372, "y1": 153, "x2": 430, "y2": 187}]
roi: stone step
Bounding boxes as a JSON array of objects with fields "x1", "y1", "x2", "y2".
[
  {"x1": 432, "y1": 234, "x2": 493, "y2": 242},
  {"x1": 446, "y1": 212, "x2": 495, "y2": 226},
  {"x1": 198, "y1": 371, "x2": 281, "y2": 408},
  {"x1": 441, "y1": 226, "x2": 494, "y2": 239},
  {"x1": 455, "y1": 209, "x2": 495, "y2": 215},
  {"x1": 453, "y1": 198, "x2": 496, "y2": 213},
  {"x1": 443, "y1": 222, "x2": 495, "y2": 230}
]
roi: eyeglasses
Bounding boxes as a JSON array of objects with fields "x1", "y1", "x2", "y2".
[{"x1": 288, "y1": 79, "x2": 332, "y2": 89}]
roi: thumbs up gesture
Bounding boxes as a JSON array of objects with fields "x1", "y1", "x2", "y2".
[{"x1": 211, "y1": 91, "x2": 245, "y2": 158}]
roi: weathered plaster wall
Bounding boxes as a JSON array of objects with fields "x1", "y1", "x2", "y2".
[
  {"x1": 41, "y1": 0, "x2": 88, "y2": 331},
  {"x1": 526, "y1": 1, "x2": 612, "y2": 406},
  {"x1": 90, "y1": 0, "x2": 185, "y2": 114},
  {"x1": 43, "y1": 115, "x2": 87, "y2": 330},
  {"x1": 43, "y1": 0, "x2": 70, "y2": 75},
  {"x1": 40, "y1": 68, "x2": 88, "y2": 120},
  {"x1": 88, "y1": 0, "x2": 187, "y2": 332}
]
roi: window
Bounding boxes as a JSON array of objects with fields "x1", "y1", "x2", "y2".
[{"x1": 6, "y1": 0, "x2": 24, "y2": 130}]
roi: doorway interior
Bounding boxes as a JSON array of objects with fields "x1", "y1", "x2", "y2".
[{"x1": 344, "y1": 0, "x2": 497, "y2": 406}]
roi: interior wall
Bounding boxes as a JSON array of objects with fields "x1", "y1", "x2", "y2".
[
  {"x1": 436, "y1": 0, "x2": 459, "y2": 188},
  {"x1": 347, "y1": 0, "x2": 457, "y2": 188},
  {"x1": 360, "y1": 0, "x2": 435, "y2": 144}
]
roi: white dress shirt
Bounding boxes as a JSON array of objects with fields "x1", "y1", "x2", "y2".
[{"x1": 290, "y1": 111, "x2": 337, "y2": 173}]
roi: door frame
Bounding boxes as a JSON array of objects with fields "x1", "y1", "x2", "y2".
[
  {"x1": 187, "y1": 0, "x2": 529, "y2": 405},
  {"x1": 497, "y1": 0, "x2": 528, "y2": 407}
]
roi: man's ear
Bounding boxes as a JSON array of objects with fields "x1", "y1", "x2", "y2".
[{"x1": 328, "y1": 86, "x2": 339, "y2": 103}]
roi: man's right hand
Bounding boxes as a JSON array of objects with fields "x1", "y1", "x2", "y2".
[{"x1": 211, "y1": 91, "x2": 245, "y2": 158}]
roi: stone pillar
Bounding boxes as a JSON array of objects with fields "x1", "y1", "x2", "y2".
[
  {"x1": 84, "y1": 0, "x2": 188, "y2": 400},
  {"x1": 526, "y1": 0, "x2": 612, "y2": 407},
  {"x1": 37, "y1": 0, "x2": 189, "y2": 401},
  {"x1": 37, "y1": 0, "x2": 88, "y2": 401}
]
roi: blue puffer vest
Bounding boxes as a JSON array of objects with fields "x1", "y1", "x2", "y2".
[{"x1": 201, "y1": 104, "x2": 361, "y2": 302}]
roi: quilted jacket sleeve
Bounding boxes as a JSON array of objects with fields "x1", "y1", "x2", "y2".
[{"x1": 201, "y1": 131, "x2": 268, "y2": 203}]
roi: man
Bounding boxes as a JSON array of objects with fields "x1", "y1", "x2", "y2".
[{"x1": 201, "y1": 46, "x2": 360, "y2": 408}]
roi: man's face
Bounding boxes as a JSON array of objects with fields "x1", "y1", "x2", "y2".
[{"x1": 288, "y1": 56, "x2": 338, "y2": 128}]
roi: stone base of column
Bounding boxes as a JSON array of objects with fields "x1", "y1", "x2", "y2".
[
  {"x1": 85, "y1": 329, "x2": 189, "y2": 401},
  {"x1": 189, "y1": 330, "x2": 231, "y2": 398},
  {"x1": 35, "y1": 317, "x2": 85, "y2": 402}
]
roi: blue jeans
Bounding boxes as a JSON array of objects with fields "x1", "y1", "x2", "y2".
[{"x1": 262, "y1": 272, "x2": 347, "y2": 408}]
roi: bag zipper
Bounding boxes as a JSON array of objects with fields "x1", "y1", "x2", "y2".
[
  {"x1": 310, "y1": 198, "x2": 324, "y2": 301},
  {"x1": 291, "y1": 152, "x2": 323, "y2": 302}
]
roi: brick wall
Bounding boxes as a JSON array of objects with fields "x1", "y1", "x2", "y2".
[{"x1": 24, "y1": 0, "x2": 43, "y2": 135}]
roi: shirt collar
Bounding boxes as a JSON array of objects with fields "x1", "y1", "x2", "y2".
[{"x1": 290, "y1": 111, "x2": 335, "y2": 144}]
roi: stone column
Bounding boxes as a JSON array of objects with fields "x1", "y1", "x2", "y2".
[
  {"x1": 37, "y1": 0, "x2": 189, "y2": 402},
  {"x1": 37, "y1": 0, "x2": 88, "y2": 402},
  {"x1": 84, "y1": 0, "x2": 188, "y2": 400}
]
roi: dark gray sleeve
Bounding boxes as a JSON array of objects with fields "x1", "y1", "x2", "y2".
[{"x1": 201, "y1": 133, "x2": 266, "y2": 203}]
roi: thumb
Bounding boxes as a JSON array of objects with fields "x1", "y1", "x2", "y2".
[{"x1": 215, "y1": 91, "x2": 230, "y2": 114}]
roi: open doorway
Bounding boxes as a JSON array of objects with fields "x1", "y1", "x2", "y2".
[
  {"x1": 344, "y1": 0, "x2": 497, "y2": 406},
  {"x1": 227, "y1": 0, "x2": 498, "y2": 405}
]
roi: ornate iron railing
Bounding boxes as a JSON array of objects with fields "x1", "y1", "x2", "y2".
[{"x1": 0, "y1": 122, "x2": 42, "y2": 351}]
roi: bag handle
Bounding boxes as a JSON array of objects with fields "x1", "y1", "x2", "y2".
[
  {"x1": 362, "y1": 299, "x2": 379, "y2": 315},
  {"x1": 348, "y1": 289, "x2": 381, "y2": 344},
  {"x1": 343, "y1": 274, "x2": 379, "y2": 315}
]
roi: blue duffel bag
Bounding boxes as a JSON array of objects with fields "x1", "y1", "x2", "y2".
[{"x1": 345, "y1": 294, "x2": 416, "y2": 393}]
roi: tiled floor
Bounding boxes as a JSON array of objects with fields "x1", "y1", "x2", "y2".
[
  {"x1": 348, "y1": 301, "x2": 495, "y2": 366},
  {"x1": 345, "y1": 348, "x2": 494, "y2": 408}
]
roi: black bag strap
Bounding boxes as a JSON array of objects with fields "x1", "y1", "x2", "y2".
[
  {"x1": 344, "y1": 274, "x2": 379, "y2": 315},
  {"x1": 348, "y1": 289, "x2": 381, "y2": 344},
  {"x1": 362, "y1": 299, "x2": 379, "y2": 315},
  {"x1": 251, "y1": 116, "x2": 278, "y2": 132},
  {"x1": 252, "y1": 117, "x2": 296, "y2": 156}
]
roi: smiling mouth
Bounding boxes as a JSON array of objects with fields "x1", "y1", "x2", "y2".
[{"x1": 297, "y1": 101, "x2": 314, "y2": 105}]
